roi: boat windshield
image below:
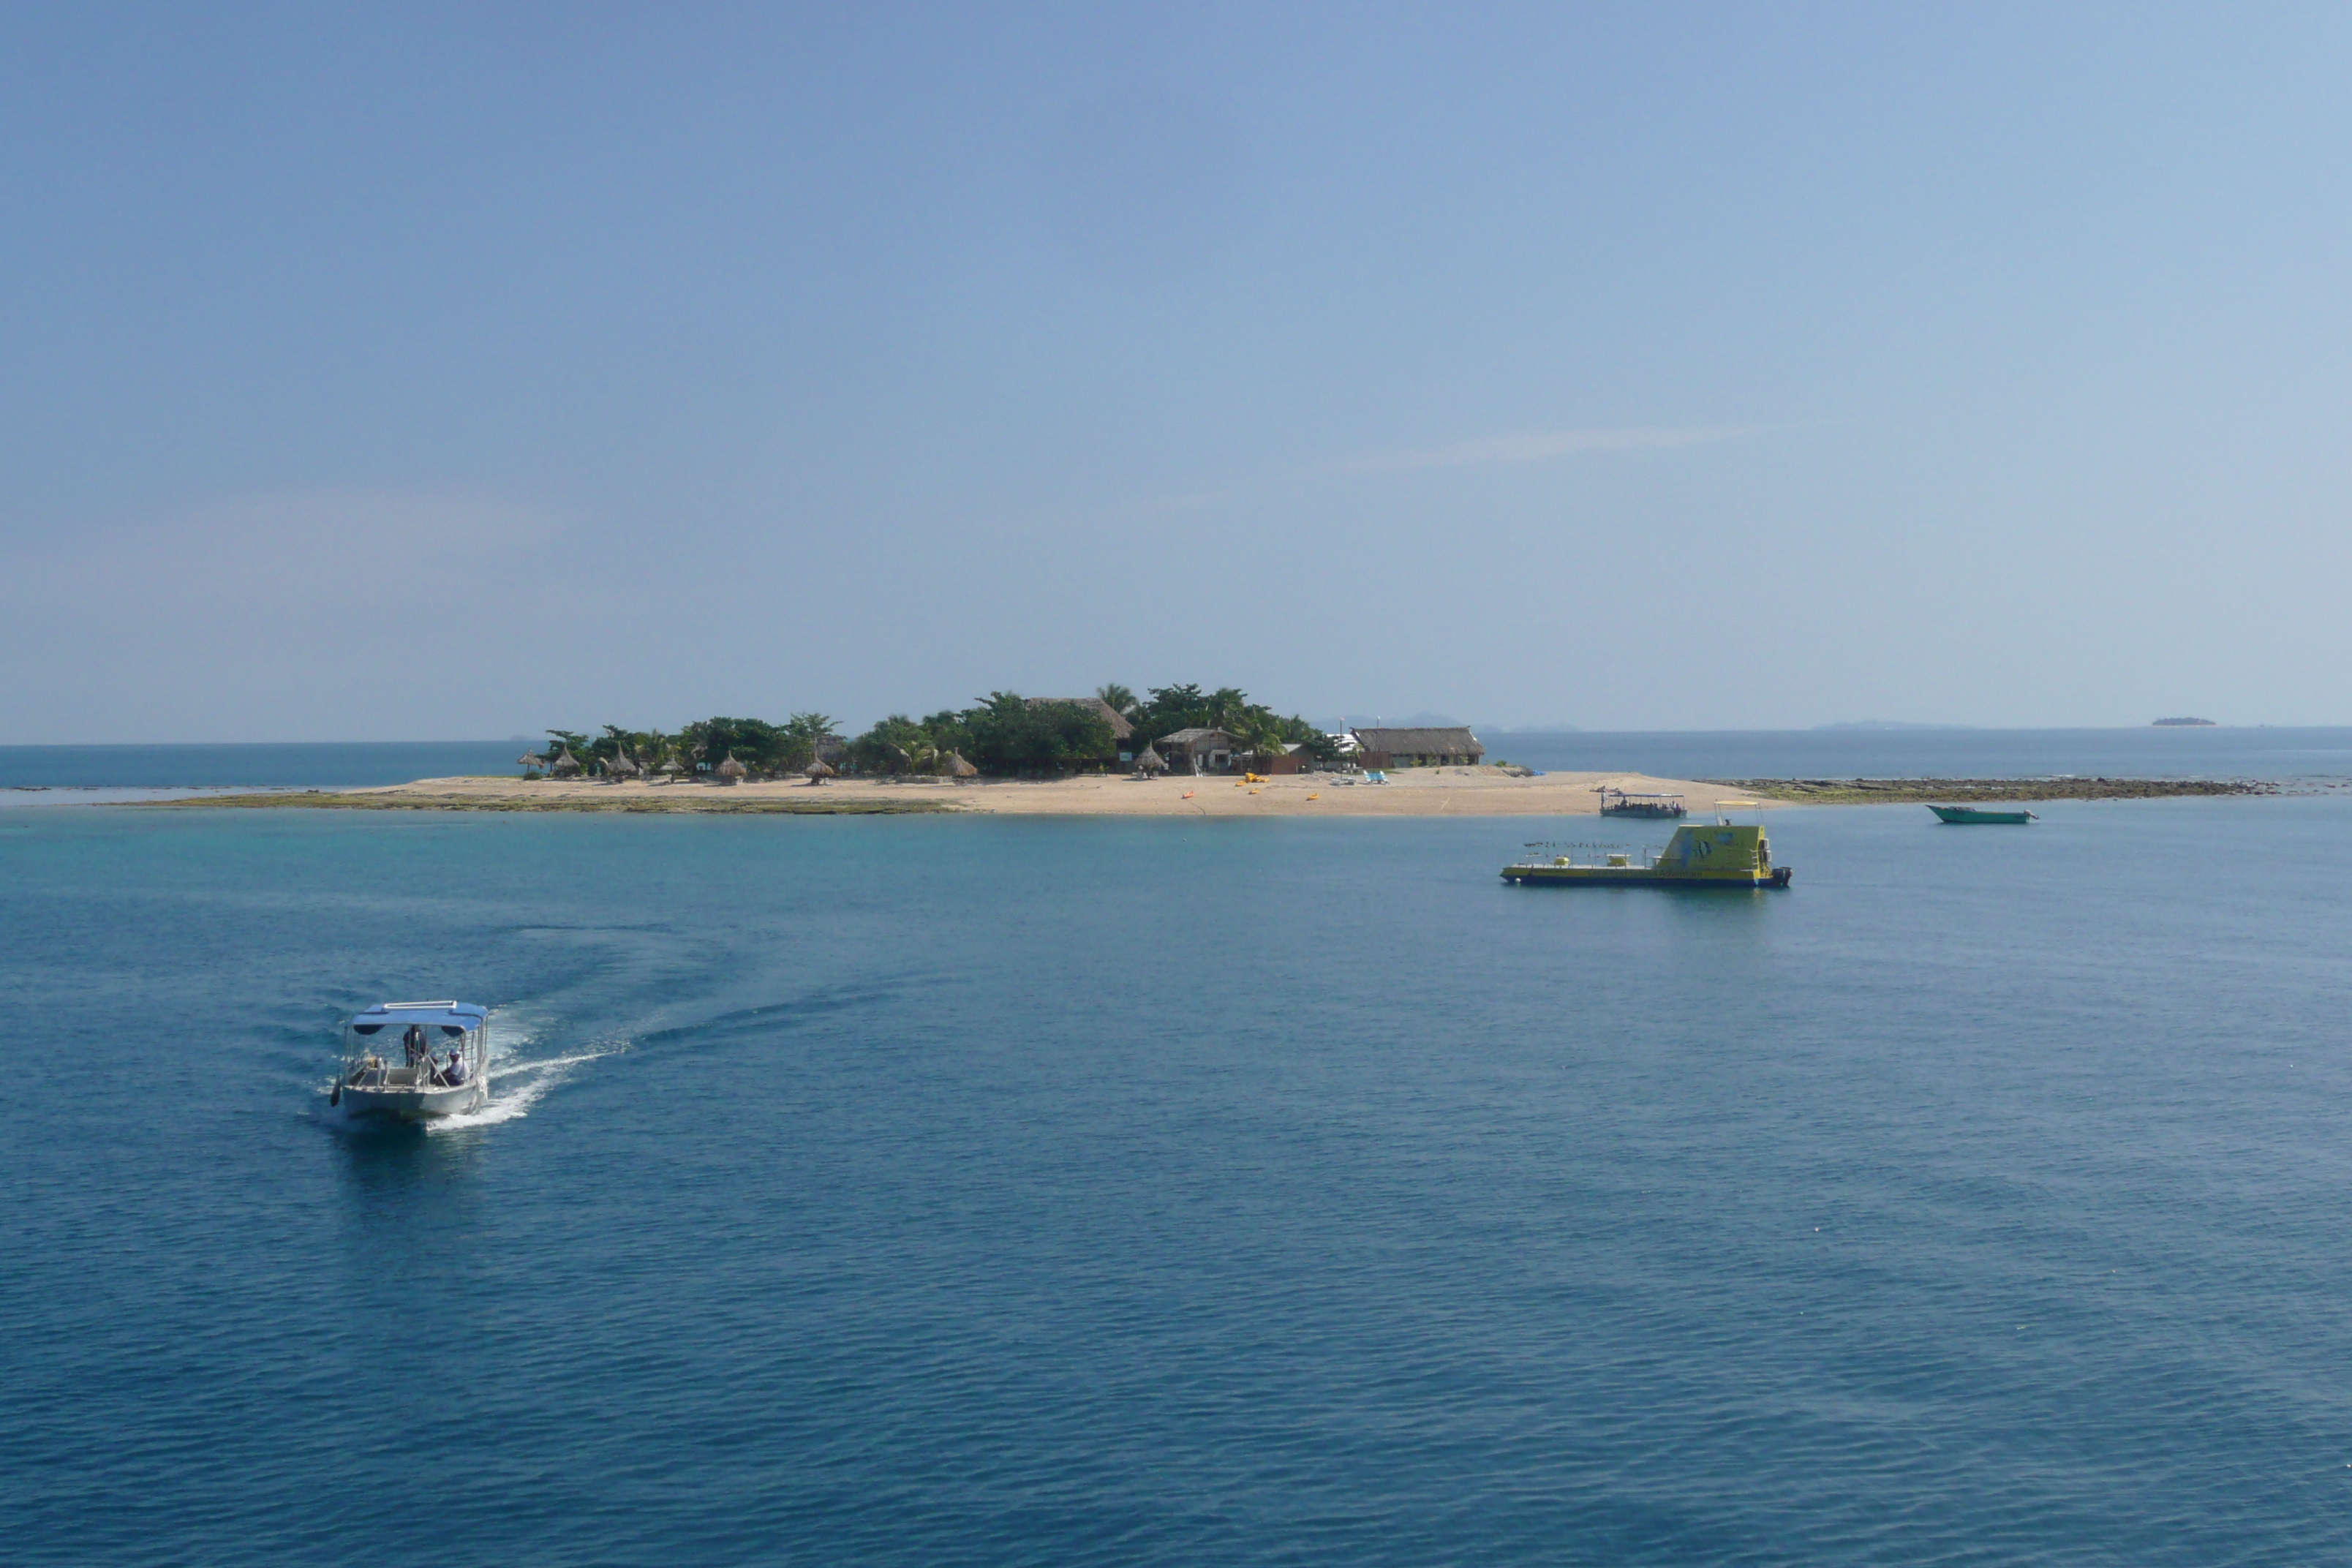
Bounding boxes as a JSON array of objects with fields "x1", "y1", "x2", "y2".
[{"x1": 341, "y1": 1003, "x2": 487, "y2": 1090}]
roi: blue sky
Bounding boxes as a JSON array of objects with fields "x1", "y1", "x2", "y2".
[{"x1": 4, "y1": 3, "x2": 2349, "y2": 740}]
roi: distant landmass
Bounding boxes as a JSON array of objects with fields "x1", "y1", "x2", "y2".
[
  {"x1": 2152, "y1": 717, "x2": 2217, "y2": 726},
  {"x1": 1812, "y1": 720, "x2": 1980, "y2": 732},
  {"x1": 1319, "y1": 712, "x2": 1466, "y2": 732}
]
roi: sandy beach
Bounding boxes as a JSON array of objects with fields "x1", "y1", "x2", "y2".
[{"x1": 212, "y1": 767, "x2": 1749, "y2": 816}]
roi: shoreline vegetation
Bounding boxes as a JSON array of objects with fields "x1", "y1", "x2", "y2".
[{"x1": 519, "y1": 685, "x2": 1338, "y2": 786}]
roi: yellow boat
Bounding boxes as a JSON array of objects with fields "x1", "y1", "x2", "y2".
[{"x1": 1501, "y1": 807, "x2": 1792, "y2": 889}]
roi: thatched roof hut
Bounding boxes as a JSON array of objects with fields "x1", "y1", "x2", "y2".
[
  {"x1": 715, "y1": 750, "x2": 748, "y2": 783},
  {"x1": 1135, "y1": 745, "x2": 1166, "y2": 775},
  {"x1": 604, "y1": 745, "x2": 642, "y2": 782},
  {"x1": 943, "y1": 750, "x2": 979, "y2": 780},
  {"x1": 550, "y1": 745, "x2": 582, "y2": 777},
  {"x1": 1025, "y1": 696, "x2": 1135, "y2": 741},
  {"x1": 803, "y1": 756, "x2": 835, "y2": 783}
]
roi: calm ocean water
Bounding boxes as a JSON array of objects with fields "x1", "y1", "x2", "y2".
[
  {"x1": 4, "y1": 799, "x2": 2350, "y2": 1564},
  {"x1": 0, "y1": 742, "x2": 527, "y2": 798}
]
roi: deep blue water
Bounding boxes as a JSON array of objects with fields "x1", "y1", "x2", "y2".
[{"x1": 4, "y1": 800, "x2": 2350, "y2": 1565}]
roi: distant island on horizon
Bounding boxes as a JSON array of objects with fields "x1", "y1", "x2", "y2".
[
  {"x1": 2152, "y1": 717, "x2": 2219, "y2": 726},
  {"x1": 1812, "y1": 720, "x2": 1981, "y2": 732}
]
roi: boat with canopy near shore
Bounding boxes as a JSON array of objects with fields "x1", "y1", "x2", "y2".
[
  {"x1": 1501, "y1": 802, "x2": 1793, "y2": 889},
  {"x1": 331, "y1": 1000, "x2": 490, "y2": 1119}
]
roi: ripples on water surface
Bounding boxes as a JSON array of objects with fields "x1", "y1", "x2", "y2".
[{"x1": 3, "y1": 802, "x2": 2348, "y2": 1564}]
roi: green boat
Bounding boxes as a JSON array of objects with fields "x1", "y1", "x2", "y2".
[{"x1": 1927, "y1": 804, "x2": 2037, "y2": 824}]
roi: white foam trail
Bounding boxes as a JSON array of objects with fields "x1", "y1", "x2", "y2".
[{"x1": 309, "y1": 1004, "x2": 636, "y2": 1134}]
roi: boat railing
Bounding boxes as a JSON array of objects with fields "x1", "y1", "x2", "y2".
[
  {"x1": 1514, "y1": 840, "x2": 1665, "y2": 867},
  {"x1": 339, "y1": 1021, "x2": 488, "y2": 1092}
]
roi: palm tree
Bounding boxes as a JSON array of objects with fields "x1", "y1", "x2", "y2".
[
  {"x1": 1205, "y1": 687, "x2": 1249, "y2": 729},
  {"x1": 776, "y1": 712, "x2": 839, "y2": 772},
  {"x1": 1096, "y1": 683, "x2": 1137, "y2": 717}
]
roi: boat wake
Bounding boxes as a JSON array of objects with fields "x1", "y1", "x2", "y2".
[{"x1": 422, "y1": 1018, "x2": 628, "y2": 1134}]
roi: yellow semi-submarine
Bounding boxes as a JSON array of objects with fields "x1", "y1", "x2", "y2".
[{"x1": 1501, "y1": 804, "x2": 1793, "y2": 889}]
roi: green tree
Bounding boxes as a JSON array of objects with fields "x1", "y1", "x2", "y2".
[
  {"x1": 965, "y1": 690, "x2": 1116, "y2": 776},
  {"x1": 1095, "y1": 683, "x2": 1137, "y2": 718},
  {"x1": 678, "y1": 716, "x2": 788, "y2": 777},
  {"x1": 850, "y1": 714, "x2": 935, "y2": 774},
  {"x1": 921, "y1": 708, "x2": 976, "y2": 761},
  {"x1": 777, "y1": 712, "x2": 840, "y2": 771}
]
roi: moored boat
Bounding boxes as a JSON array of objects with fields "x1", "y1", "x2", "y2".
[
  {"x1": 1926, "y1": 804, "x2": 2037, "y2": 824},
  {"x1": 331, "y1": 1000, "x2": 490, "y2": 1120},
  {"x1": 1502, "y1": 807, "x2": 1792, "y2": 889},
  {"x1": 1597, "y1": 788, "x2": 1687, "y2": 818}
]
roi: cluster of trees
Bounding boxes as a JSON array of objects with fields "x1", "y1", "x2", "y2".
[
  {"x1": 1104, "y1": 684, "x2": 1331, "y2": 758},
  {"x1": 531, "y1": 684, "x2": 1333, "y2": 780},
  {"x1": 535, "y1": 715, "x2": 840, "y2": 779}
]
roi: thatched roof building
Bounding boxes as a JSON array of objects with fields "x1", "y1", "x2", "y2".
[
  {"x1": 943, "y1": 750, "x2": 979, "y2": 779},
  {"x1": 1027, "y1": 696, "x2": 1134, "y2": 740},
  {"x1": 1348, "y1": 727, "x2": 1484, "y2": 766},
  {"x1": 715, "y1": 750, "x2": 748, "y2": 783},
  {"x1": 550, "y1": 745, "x2": 582, "y2": 777},
  {"x1": 1156, "y1": 728, "x2": 1245, "y2": 774}
]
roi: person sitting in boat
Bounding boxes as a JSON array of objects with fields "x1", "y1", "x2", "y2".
[{"x1": 444, "y1": 1048, "x2": 466, "y2": 1087}]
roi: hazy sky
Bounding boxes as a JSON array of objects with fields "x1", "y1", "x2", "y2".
[{"x1": 6, "y1": 3, "x2": 2350, "y2": 741}]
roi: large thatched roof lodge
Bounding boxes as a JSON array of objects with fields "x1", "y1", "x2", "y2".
[{"x1": 1348, "y1": 727, "x2": 1485, "y2": 768}]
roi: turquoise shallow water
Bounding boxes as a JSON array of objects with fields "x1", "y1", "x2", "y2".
[{"x1": 4, "y1": 800, "x2": 2349, "y2": 1564}]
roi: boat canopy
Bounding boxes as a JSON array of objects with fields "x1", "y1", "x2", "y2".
[{"x1": 345, "y1": 1001, "x2": 487, "y2": 1036}]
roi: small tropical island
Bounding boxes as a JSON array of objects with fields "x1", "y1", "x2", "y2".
[
  {"x1": 2152, "y1": 717, "x2": 2219, "y2": 726},
  {"x1": 159, "y1": 682, "x2": 2285, "y2": 816}
]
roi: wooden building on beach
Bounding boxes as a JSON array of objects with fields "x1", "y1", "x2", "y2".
[
  {"x1": 1349, "y1": 726, "x2": 1485, "y2": 768},
  {"x1": 1157, "y1": 727, "x2": 1246, "y2": 774}
]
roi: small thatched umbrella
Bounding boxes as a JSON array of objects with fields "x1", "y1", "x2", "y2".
[
  {"x1": 943, "y1": 750, "x2": 979, "y2": 780},
  {"x1": 658, "y1": 759, "x2": 683, "y2": 784},
  {"x1": 1134, "y1": 745, "x2": 1166, "y2": 776},
  {"x1": 606, "y1": 745, "x2": 642, "y2": 782},
  {"x1": 803, "y1": 756, "x2": 835, "y2": 784},
  {"x1": 551, "y1": 745, "x2": 582, "y2": 778},
  {"x1": 716, "y1": 750, "x2": 748, "y2": 784}
]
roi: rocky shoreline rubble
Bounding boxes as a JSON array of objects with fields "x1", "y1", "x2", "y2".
[{"x1": 1711, "y1": 777, "x2": 2283, "y2": 804}]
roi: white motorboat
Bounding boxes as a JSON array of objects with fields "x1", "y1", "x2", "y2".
[{"x1": 331, "y1": 1000, "x2": 490, "y2": 1120}]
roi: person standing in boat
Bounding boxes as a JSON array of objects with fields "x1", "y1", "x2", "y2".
[{"x1": 402, "y1": 1024, "x2": 426, "y2": 1066}]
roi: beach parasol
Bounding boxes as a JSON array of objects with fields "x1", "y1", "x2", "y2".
[
  {"x1": 803, "y1": 756, "x2": 835, "y2": 783},
  {"x1": 716, "y1": 750, "x2": 748, "y2": 783},
  {"x1": 1134, "y1": 745, "x2": 1166, "y2": 775},
  {"x1": 551, "y1": 745, "x2": 582, "y2": 777},
  {"x1": 943, "y1": 750, "x2": 979, "y2": 779}
]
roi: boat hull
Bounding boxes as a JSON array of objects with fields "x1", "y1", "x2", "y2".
[
  {"x1": 1927, "y1": 805, "x2": 2037, "y2": 824},
  {"x1": 335, "y1": 1079, "x2": 488, "y2": 1120},
  {"x1": 1502, "y1": 866, "x2": 1793, "y2": 888}
]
